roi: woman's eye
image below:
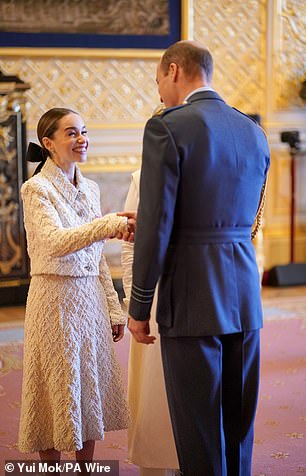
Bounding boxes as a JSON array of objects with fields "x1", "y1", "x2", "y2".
[
  {"x1": 68, "y1": 131, "x2": 76, "y2": 136},
  {"x1": 82, "y1": 130, "x2": 88, "y2": 136}
]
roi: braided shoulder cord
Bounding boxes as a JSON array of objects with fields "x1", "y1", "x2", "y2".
[{"x1": 251, "y1": 178, "x2": 268, "y2": 240}]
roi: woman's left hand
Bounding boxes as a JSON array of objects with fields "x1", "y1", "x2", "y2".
[{"x1": 112, "y1": 324, "x2": 125, "y2": 342}]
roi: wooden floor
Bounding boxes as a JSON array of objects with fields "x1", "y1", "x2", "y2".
[{"x1": 0, "y1": 285, "x2": 306, "y2": 324}]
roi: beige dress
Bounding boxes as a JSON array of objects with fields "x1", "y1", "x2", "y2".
[
  {"x1": 122, "y1": 170, "x2": 179, "y2": 473},
  {"x1": 18, "y1": 158, "x2": 129, "y2": 453}
]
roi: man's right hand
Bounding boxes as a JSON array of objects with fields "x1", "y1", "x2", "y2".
[
  {"x1": 117, "y1": 211, "x2": 137, "y2": 242},
  {"x1": 128, "y1": 315, "x2": 156, "y2": 345}
]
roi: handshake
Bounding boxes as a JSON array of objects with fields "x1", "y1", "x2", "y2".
[{"x1": 116, "y1": 211, "x2": 136, "y2": 242}]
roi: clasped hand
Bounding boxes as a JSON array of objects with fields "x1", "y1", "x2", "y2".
[{"x1": 116, "y1": 211, "x2": 137, "y2": 242}]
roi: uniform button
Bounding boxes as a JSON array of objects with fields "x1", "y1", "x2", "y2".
[{"x1": 77, "y1": 209, "x2": 85, "y2": 218}]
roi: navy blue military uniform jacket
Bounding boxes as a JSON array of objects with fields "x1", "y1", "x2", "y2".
[{"x1": 129, "y1": 91, "x2": 270, "y2": 337}]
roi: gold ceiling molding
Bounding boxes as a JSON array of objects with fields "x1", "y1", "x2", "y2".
[{"x1": 0, "y1": 47, "x2": 163, "y2": 59}]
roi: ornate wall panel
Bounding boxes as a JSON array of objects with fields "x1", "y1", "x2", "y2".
[
  {"x1": 0, "y1": 57, "x2": 160, "y2": 128},
  {"x1": 272, "y1": 0, "x2": 306, "y2": 111},
  {"x1": 264, "y1": 0, "x2": 306, "y2": 267},
  {"x1": 263, "y1": 232, "x2": 306, "y2": 266},
  {"x1": 265, "y1": 150, "x2": 306, "y2": 225},
  {"x1": 267, "y1": 151, "x2": 293, "y2": 223},
  {"x1": 0, "y1": 110, "x2": 28, "y2": 281},
  {"x1": 0, "y1": 0, "x2": 305, "y2": 273},
  {"x1": 264, "y1": 148, "x2": 306, "y2": 266},
  {"x1": 193, "y1": 0, "x2": 267, "y2": 116}
]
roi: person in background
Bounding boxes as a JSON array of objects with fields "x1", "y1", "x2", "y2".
[
  {"x1": 122, "y1": 168, "x2": 179, "y2": 476},
  {"x1": 125, "y1": 41, "x2": 270, "y2": 476},
  {"x1": 18, "y1": 107, "x2": 133, "y2": 473}
]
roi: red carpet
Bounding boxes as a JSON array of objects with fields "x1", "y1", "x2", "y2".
[
  {"x1": 0, "y1": 300, "x2": 305, "y2": 475},
  {"x1": 253, "y1": 317, "x2": 306, "y2": 475}
]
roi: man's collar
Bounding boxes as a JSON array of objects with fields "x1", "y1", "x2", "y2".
[{"x1": 184, "y1": 86, "x2": 214, "y2": 102}]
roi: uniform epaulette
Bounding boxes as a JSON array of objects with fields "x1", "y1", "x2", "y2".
[
  {"x1": 152, "y1": 102, "x2": 190, "y2": 118},
  {"x1": 232, "y1": 107, "x2": 267, "y2": 137},
  {"x1": 231, "y1": 107, "x2": 259, "y2": 124}
]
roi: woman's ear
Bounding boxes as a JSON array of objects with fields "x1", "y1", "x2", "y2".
[{"x1": 42, "y1": 136, "x2": 52, "y2": 153}]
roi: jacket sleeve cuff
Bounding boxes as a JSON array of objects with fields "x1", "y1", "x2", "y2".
[{"x1": 128, "y1": 295, "x2": 153, "y2": 321}]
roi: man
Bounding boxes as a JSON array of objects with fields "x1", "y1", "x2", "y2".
[{"x1": 127, "y1": 41, "x2": 270, "y2": 476}]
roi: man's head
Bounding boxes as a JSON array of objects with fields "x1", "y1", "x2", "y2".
[{"x1": 156, "y1": 40, "x2": 213, "y2": 107}]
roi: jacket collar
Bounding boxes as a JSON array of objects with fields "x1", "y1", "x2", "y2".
[
  {"x1": 186, "y1": 90, "x2": 225, "y2": 104},
  {"x1": 40, "y1": 158, "x2": 89, "y2": 202}
]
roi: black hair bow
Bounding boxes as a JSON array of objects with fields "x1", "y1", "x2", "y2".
[{"x1": 25, "y1": 142, "x2": 48, "y2": 175}]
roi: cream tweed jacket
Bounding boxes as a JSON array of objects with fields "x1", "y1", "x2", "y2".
[{"x1": 21, "y1": 158, "x2": 127, "y2": 324}]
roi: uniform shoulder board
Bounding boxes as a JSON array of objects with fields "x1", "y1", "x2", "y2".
[
  {"x1": 152, "y1": 105, "x2": 166, "y2": 116},
  {"x1": 232, "y1": 107, "x2": 267, "y2": 137},
  {"x1": 232, "y1": 107, "x2": 260, "y2": 126},
  {"x1": 152, "y1": 102, "x2": 190, "y2": 118},
  {"x1": 232, "y1": 107, "x2": 260, "y2": 124},
  {"x1": 162, "y1": 102, "x2": 190, "y2": 117}
]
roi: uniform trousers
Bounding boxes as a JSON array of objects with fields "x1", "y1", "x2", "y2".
[{"x1": 161, "y1": 330, "x2": 260, "y2": 476}]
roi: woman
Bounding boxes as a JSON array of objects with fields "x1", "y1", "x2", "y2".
[
  {"x1": 122, "y1": 170, "x2": 179, "y2": 476},
  {"x1": 18, "y1": 108, "x2": 130, "y2": 468}
]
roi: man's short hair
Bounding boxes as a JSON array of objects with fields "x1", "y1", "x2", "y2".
[{"x1": 160, "y1": 41, "x2": 213, "y2": 83}]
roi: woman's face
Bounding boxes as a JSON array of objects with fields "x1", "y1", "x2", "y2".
[{"x1": 43, "y1": 113, "x2": 89, "y2": 165}]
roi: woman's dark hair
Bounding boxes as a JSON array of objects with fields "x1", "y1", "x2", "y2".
[
  {"x1": 37, "y1": 107, "x2": 79, "y2": 150},
  {"x1": 27, "y1": 107, "x2": 79, "y2": 175}
]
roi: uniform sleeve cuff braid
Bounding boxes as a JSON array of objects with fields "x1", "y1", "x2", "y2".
[{"x1": 129, "y1": 296, "x2": 152, "y2": 321}]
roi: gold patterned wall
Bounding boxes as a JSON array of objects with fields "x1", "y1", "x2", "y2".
[
  {"x1": 272, "y1": 0, "x2": 306, "y2": 111},
  {"x1": 0, "y1": 1, "x2": 269, "y2": 126},
  {"x1": 0, "y1": 0, "x2": 305, "y2": 270},
  {"x1": 0, "y1": 56, "x2": 159, "y2": 127},
  {"x1": 194, "y1": 0, "x2": 267, "y2": 116},
  {"x1": 264, "y1": 0, "x2": 306, "y2": 267}
]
